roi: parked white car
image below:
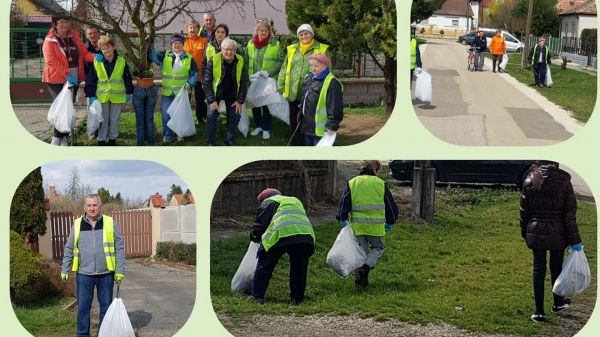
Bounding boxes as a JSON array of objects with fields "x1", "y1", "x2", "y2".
[{"x1": 480, "y1": 28, "x2": 524, "y2": 53}]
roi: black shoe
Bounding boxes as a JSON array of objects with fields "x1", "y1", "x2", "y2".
[
  {"x1": 225, "y1": 140, "x2": 234, "y2": 146},
  {"x1": 290, "y1": 298, "x2": 304, "y2": 305},
  {"x1": 493, "y1": 70, "x2": 496, "y2": 73},
  {"x1": 531, "y1": 313, "x2": 546, "y2": 323},
  {"x1": 247, "y1": 295, "x2": 264, "y2": 304},
  {"x1": 108, "y1": 139, "x2": 116, "y2": 146},
  {"x1": 98, "y1": 141, "x2": 107, "y2": 146},
  {"x1": 552, "y1": 298, "x2": 571, "y2": 313},
  {"x1": 357, "y1": 264, "x2": 370, "y2": 287}
]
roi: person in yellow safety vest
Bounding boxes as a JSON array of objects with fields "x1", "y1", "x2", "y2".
[
  {"x1": 527, "y1": 37, "x2": 551, "y2": 88},
  {"x1": 277, "y1": 23, "x2": 331, "y2": 146},
  {"x1": 149, "y1": 34, "x2": 199, "y2": 143},
  {"x1": 61, "y1": 194, "x2": 125, "y2": 337},
  {"x1": 202, "y1": 38, "x2": 249, "y2": 146},
  {"x1": 248, "y1": 188, "x2": 315, "y2": 305},
  {"x1": 245, "y1": 19, "x2": 284, "y2": 141},
  {"x1": 410, "y1": 27, "x2": 423, "y2": 88},
  {"x1": 84, "y1": 35, "x2": 134, "y2": 146},
  {"x1": 336, "y1": 160, "x2": 399, "y2": 288},
  {"x1": 202, "y1": 24, "x2": 230, "y2": 79},
  {"x1": 299, "y1": 53, "x2": 343, "y2": 146}
]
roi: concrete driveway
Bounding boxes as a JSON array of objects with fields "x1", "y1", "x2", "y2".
[{"x1": 92, "y1": 259, "x2": 196, "y2": 337}]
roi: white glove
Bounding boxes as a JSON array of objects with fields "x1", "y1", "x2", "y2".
[{"x1": 415, "y1": 67, "x2": 422, "y2": 74}]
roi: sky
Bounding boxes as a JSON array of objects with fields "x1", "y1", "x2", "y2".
[{"x1": 41, "y1": 160, "x2": 188, "y2": 201}]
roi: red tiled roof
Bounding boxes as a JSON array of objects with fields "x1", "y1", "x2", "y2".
[
  {"x1": 557, "y1": 0, "x2": 597, "y2": 15},
  {"x1": 434, "y1": 0, "x2": 475, "y2": 17},
  {"x1": 171, "y1": 194, "x2": 195, "y2": 205}
]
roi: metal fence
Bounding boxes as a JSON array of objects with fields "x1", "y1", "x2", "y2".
[
  {"x1": 9, "y1": 28, "x2": 384, "y2": 80},
  {"x1": 529, "y1": 35, "x2": 597, "y2": 68}
]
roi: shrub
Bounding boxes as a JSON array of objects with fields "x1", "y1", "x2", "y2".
[{"x1": 156, "y1": 241, "x2": 196, "y2": 265}]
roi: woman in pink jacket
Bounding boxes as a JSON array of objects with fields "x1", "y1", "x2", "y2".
[{"x1": 42, "y1": 15, "x2": 96, "y2": 145}]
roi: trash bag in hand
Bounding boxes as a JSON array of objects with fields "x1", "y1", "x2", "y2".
[
  {"x1": 246, "y1": 73, "x2": 280, "y2": 108},
  {"x1": 238, "y1": 107, "x2": 249, "y2": 137},
  {"x1": 87, "y1": 100, "x2": 103, "y2": 136},
  {"x1": 98, "y1": 297, "x2": 136, "y2": 337},
  {"x1": 500, "y1": 54, "x2": 509, "y2": 70},
  {"x1": 231, "y1": 241, "x2": 260, "y2": 292},
  {"x1": 266, "y1": 93, "x2": 290, "y2": 125},
  {"x1": 166, "y1": 86, "x2": 196, "y2": 137},
  {"x1": 545, "y1": 66, "x2": 553, "y2": 88},
  {"x1": 47, "y1": 83, "x2": 76, "y2": 133},
  {"x1": 326, "y1": 225, "x2": 367, "y2": 277},
  {"x1": 414, "y1": 70, "x2": 432, "y2": 103},
  {"x1": 552, "y1": 247, "x2": 591, "y2": 297}
]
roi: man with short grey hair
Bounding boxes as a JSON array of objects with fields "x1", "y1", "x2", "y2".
[
  {"x1": 61, "y1": 194, "x2": 125, "y2": 337},
  {"x1": 201, "y1": 13, "x2": 217, "y2": 43}
]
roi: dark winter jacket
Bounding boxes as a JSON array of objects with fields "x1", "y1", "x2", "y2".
[
  {"x1": 251, "y1": 198, "x2": 314, "y2": 252},
  {"x1": 203, "y1": 54, "x2": 249, "y2": 104},
  {"x1": 299, "y1": 68, "x2": 344, "y2": 136},
  {"x1": 83, "y1": 42, "x2": 100, "y2": 76},
  {"x1": 520, "y1": 164, "x2": 581, "y2": 250},
  {"x1": 471, "y1": 35, "x2": 487, "y2": 52},
  {"x1": 528, "y1": 44, "x2": 551, "y2": 65},
  {"x1": 84, "y1": 50, "x2": 134, "y2": 98},
  {"x1": 336, "y1": 168, "x2": 399, "y2": 224}
]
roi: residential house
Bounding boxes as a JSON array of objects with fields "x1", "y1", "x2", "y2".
[
  {"x1": 557, "y1": 0, "x2": 597, "y2": 39},
  {"x1": 13, "y1": 0, "x2": 66, "y2": 27},
  {"x1": 169, "y1": 194, "x2": 195, "y2": 206},
  {"x1": 417, "y1": 0, "x2": 480, "y2": 35}
]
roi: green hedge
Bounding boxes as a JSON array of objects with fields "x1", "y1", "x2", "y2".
[
  {"x1": 10, "y1": 231, "x2": 42, "y2": 303},
  {"x1": 155, "y1": 241, "x2": 196, "y2": 265}
]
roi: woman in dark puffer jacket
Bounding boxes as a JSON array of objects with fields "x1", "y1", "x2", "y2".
[{"x1": 520, "y1": 161, "x2": 583, "y2": 323}]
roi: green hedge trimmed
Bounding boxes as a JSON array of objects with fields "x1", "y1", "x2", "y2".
[{"x1": 155, "y1": 241, "x2": 196, "y2": 265}]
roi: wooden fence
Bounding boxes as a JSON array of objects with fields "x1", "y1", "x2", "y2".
[{"x1": 50, "y1": 210, "x2": 152, "y2": 259}]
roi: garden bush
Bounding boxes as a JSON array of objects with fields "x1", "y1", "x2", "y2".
[{"x1": 156, "y1": 241, "x2": 196, "y2": 265}]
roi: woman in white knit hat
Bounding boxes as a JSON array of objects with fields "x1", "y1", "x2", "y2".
[{"x1": 277, "y1": 23, "x2": 331, "y2": 145}]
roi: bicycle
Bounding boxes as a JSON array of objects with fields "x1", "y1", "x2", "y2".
[{"x1": 467, "y1": 47, "x2": 476, "y2": 72}]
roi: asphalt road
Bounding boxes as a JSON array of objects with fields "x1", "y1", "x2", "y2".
[{"x1": 412, "y1": 39, "x2": 583, "y2": 146}]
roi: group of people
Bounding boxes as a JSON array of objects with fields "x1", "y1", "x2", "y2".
[
  {"x1": 42, "y1": 13, "x2": 344, "y2": 146},
  {"x1": 246, "y1": 160, "x2": 399, "y2": 305},
  {"x1": 470, "y1": 29, "x2": 506, "y2": 73}
]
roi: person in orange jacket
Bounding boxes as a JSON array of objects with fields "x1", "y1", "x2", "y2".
[
  {"x1": 184, "y1": 19, "x2": 209, "y2": 124},
  {"x1": 489, "y1": 30, "x2": 506, "y2": 73}
]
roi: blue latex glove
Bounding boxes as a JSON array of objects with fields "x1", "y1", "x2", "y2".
[
  {"x1": 95, "y1": 53, "x2": 104, "y2": 62},
  {"x1": 148, "y1": 45, "x2": 158, "y2": 61},
  {"x1": 66, "y1": 74, "x2": 78, "y2": 85},
  {"x1": 385, "y1": 224, "x2": 393, "y2": 233},
  {"x1": 125, "y1": 95, "x2": 131, "y2": 102},
  {"x1": 88, "y1": 97, "x2": 97, "y2": 104},
  {"x1": 340, "y1": 220, "x2": 349, "y2": 229},
  {"x1": 571, "y1": 243, "x2": 583, "y2": 251}
]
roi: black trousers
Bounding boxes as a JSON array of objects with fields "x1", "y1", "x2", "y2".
[
  {"x1": 252, "y1": 243, "x2": 314, "y2": 302},
  {"x1": 492, "y1": 54, "x2": 502, "y2": 71},
  {"x1": 191, "y1": 82, "x2": 207, "y2": 123},
  {"x1": 288, "y1": 100, "x2": 303, "y2": 146},
  {"x1": 532, "y1": 249, "x2": 565, "y2": 314}
]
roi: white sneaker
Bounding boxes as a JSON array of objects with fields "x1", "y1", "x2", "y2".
[
  {"x1": 262, "y1": 130, "x2": 271, "y2": 140},
  {"x1": 51, "y1": 137, "x2": 61, "y2": 145},
  {"x1": 250, "y1": 127, "x2": 263, "y2": 136},
  {"x1": 59, "y1": 137, "x2": 69, "y2": 146}
]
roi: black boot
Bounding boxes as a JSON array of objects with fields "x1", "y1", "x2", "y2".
[
  {"x1": 357, "y1": 264, "x2": 370, "y2": 287},
  {"x1": 108, "y1": 139, "x2": 116, "y2": 146},
  {"x1": 98, "y1": 140, "x2": 107, "y2": 146}
]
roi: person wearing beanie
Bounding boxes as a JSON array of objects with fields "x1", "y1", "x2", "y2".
[
  {"x1": 277, "y1": 23, "x2": 331, "y2": 145},
  {"x1": 336, "y1": 161, "x2": 399, "y2": 288},
  {"x1": 248, "y1": 188, "x2": 315, "y2": 305},
  {"x1": 298, "y1": 53, "x2": 343, "y2": 146},
  {"x1": 149, "y1": 33, "x2": 199, "y2": 143},
  {"x1": 183, "y1": 20, "x2": 209, "y2": 125},
  {"x1": 245, "y1": 19, "x2": 284, "y2": 141}
]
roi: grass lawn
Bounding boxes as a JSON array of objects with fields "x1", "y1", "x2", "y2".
[
  {"x1": 14, "y1": 297, "x2": 77, "y2": 337},
  {"x1": 210, "y1": 187, "x2": 597, "y2": 336},
  {"x1": 72, "y1": 106, "x2": 386, "y2": 146},
  {"x1": 500, "y1": 55, "x2": 597, "y2": 123}
]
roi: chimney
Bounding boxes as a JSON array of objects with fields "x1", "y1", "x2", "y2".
[{"x1": 50, "y1": 185, "x2": 57, "y2": 198}]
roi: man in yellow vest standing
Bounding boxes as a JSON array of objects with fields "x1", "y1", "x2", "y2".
[
  {"x1": 336, "y1": 161, "x2": 399, "y2": 288},
  {"x1": 203, "y1": 38, "x2": 249, "y2": 146},
  {"x1": 61, "y1": 194, "x2": 125, "y2": 337},
  {"x1": 248, "y1": 188, "x2": 315, "y2": 305},
  {"x1": 528, "y1": 37, "x2": 551, "y2": 88},
  {"x1": 410, "y1": 25, "x2": 423, "y2": 87}
]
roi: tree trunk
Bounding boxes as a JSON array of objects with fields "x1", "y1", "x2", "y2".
[
  {"x1": 383, "y1": 56, "x2": 396, "y2": 114},
  {"x1": 296, "y1": 161, "x2": 314, "y2": 212},
  {"x1": 24, "y1": 232, "x2": 39, "y2": 253}
]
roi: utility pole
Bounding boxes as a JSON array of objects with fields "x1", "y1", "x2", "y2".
[
  {"x1": 412, "y1": 161, "x2": 435, "y2": 222},
  {"x1": 521, "y1": 0, "x2": 534, "y2": 68}
]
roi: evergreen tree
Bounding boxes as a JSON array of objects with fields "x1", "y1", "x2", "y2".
[
  {"x1": 167, "y1": 184, "x2": 183, "y2": 200},
  {"x1": 10, "y1": 167, "x2": 47, "y2": 250},
  {"x1": 114, "y1": 192, "x2": 123, "y2": 204},
  {"x1": 97, "y1": 187, "x2": 111, "y2": 204},
  {"x1": 411, "y1": 0, "x2": 446, "y2": 24},
  {"x1": 512, "y1": 0, "x2": 560, "y2": 36},
  {"x1": 184, "y1": 188, "x2": 191, "y2": 195}
]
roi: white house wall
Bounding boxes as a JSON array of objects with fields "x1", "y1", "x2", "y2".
[
  {"x1": 578, "y1": 15, "x2": 597, "y2": 37},
  {"x1": 560, "y1": 15, "x2": 598, "y2": 38},
  {"x1": 180, "y1": 204, "x2": 196, "y2": 244},
  {"x1": 421, "y1": 15, "x2": 471, "y2": 31}
]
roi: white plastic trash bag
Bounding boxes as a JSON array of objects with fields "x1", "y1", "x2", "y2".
[
  {"x1": 87, "y1": 100, "x2": 103, "y2": 136},
  {"x1": 247, "y1": 73, "x2": 280, "y2": 107},
  {"x1": 500, "y1": 54, "x2": 509, "y2": 70},
  {"x1": 166, "y1": 86, "x2": 196, "y2": 137},
  {"x1": 326, "y1": 225, "x2": 367, "y2": 277},
  {"x1": 218, "y1": 100, "x2": 227, "y2": 113},
  {"x1": 316, "y1": 132, "x2": 336, "y2": 147},
  {"x1": 47, "y1": 83, "x2": 76, "y2": 133},
  {"x1": 98, "y1": 297, "x2": 135, "y2": 337},
  {"x1": 552, "y1": 248, "x2": 591, "y2": 297},
  {"x1": 266, "y1": 94, "x2": 290, "y2": 125},
  {"x1": 238, "y1": 108, "x2": 250, "y2": 137},
  {"x1": 414, "y1": 70, "x2": 432, "y2": 103},
  {"x1": 231, "y1": 241, "x2": 260, "y2": 292},
  {"x1": 545, "y1": 66, "x2": 553, "y2": 88}
]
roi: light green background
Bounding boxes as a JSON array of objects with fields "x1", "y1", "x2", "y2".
[{"x1": 1, "y1": 1, "x2": 599, "y2": 336}]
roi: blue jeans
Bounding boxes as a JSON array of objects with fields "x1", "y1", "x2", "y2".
[
  {"x1": 206, "y1": 100, "x2": 241, "y2": 145},
  {"x1": 534, "y1": 62, "x2": 547, "y2": 86},
  {"x1": 133, "y1": 86, "x2": 158, "y2": 145},
  {"x1": 76, "y1": 273, "x2": 114, "y2": 337},
  {"x1": 303, "y1": 134, "x2": 321, "y2": 146},
  {"x1": 252, "y1": 106, "x2": 272, "y2": 131},
  {"x1": 161, "y1": 95, "x2": 176, "y2": 141}
]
